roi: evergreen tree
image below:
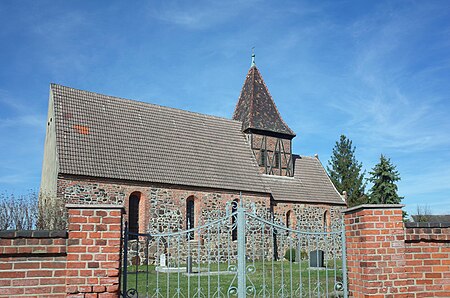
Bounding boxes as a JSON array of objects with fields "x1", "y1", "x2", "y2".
[
  {"x1": 368, "y1": 154, "x2": 403, "y2": 204},
  {"x1": 327, "y1": 135, "x2": 366, "y2": 207}
]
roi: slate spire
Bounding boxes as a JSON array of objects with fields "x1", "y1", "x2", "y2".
[{"x1": 232, "y1": 59, "x2": 295, "y2": 138}]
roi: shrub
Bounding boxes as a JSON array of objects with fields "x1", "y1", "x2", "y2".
[
  {"x1": 284, "y1": 248, "x2": 296, "y2": 262},
  {"x1": 0, "y1": 191, "x2": 38, "y2": 230},
  {"x1": 0, "y1": 191, "x2": 66, "y2": 230},
  {"x1": 37, "y1": 193, "x2": 67, "y2": 230},
  {"x1": 300, "y1": 249, "x2": 308, "y2": 261}
]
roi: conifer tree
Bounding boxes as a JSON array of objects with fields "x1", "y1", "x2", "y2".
[
  {"x1": 327, "y1": 135, "x2": 366, "y2": 207},
  {"x1": 368, "y1": 154, "x2": 403, "y2": 204}
]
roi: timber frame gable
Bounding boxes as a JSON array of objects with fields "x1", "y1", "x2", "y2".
[{"x1": 249, "y1": 132, "x2": 293, "y2": 176}]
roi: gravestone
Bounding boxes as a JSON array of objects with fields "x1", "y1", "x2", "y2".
[{"x1": 309, "y1": 250, "x2": 324, "y2": 267}]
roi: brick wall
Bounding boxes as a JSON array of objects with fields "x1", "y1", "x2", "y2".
[
  {"x1": 344, "y1": 204, "x2": 450, "y2": 297},
  {"x1": 66, "y1": 204, "x2": 123, "y2": 297},
  {"x1": 404, "y1": 222, "x2": 450, "y2": 296},
  {"x1": 0, "y1": 230, "x2": 67, "y2": 297},
  {"x1": 0, "y1": 204, "x2": 124, "y2": 298}
]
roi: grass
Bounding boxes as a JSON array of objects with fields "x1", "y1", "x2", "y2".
[{"x1": 122, "y1": 259, "x2": 343, "y2": 297}]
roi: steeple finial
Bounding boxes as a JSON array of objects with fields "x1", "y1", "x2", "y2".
[{"x1": 251, "y1": 47, "x2": 256, "y2": 67}]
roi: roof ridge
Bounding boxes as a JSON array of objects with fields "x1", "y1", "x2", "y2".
[{"x1": 50, "y1": 83, "x2": 241, "y2": 125}]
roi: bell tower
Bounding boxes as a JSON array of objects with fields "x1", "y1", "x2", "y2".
[{"x1": 233, "y1": 54, "x2": 296, "y2": 176}]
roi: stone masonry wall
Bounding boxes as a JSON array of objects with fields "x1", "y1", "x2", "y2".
[
  {"x1": 273, "y1": 202, "x2": 345, "y2": 259},
  {"x1": 58, "y1": 176, "x2": 344, "y2": 266},
  {"x1": 57, "y1": 175, "x2": 271, "y2": 234},
  {"x1": 0, "y1": 230, "x2": 67, "y2": 297}
]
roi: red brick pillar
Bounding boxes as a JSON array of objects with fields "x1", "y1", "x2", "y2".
[
  {"x1": 66, "y1": 204, "x2": 123, "y2": 297},
  {"x1": 344, "y1": 204, "x2": 409, "y2": 297}
]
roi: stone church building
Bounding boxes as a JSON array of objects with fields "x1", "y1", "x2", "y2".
[{"x1": 40, "y1": 58, "x2": 346, "y2": 237}]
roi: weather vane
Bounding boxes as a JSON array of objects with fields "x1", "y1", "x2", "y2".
[{"x1": 251, "y1": 47, "x2": 256, "y2": 67}]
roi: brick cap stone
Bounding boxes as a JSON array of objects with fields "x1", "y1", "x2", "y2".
[
  {"x1": 0, "y1": 230, "x2": 67, "y2": 238},
  {"x1": 405, "y1": 222, "x2": 450, "y2": 228},
  {"x1": 66, "y1": 204, "x2": 125, "y2": 210},
  {"x1": 343, "y1": 204, "x2": 405, "y2": 214}
]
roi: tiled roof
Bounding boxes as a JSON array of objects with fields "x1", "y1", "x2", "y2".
[
  {"x1": 232, "y1": 66, "x2": 295, "y2": 137},
  {"x1": 51, "y1": 84, "x2": 268, "y2": 193},
  {"x1": 50, "y1": 84, "x2": 343, "y2": 205},
  {"x1": 262, "y1": 156, "x2": 345, "y2": 205}
]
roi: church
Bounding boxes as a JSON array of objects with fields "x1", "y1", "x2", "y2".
[{"x1": 40, "y1": 56, "x2": 346, "y2": 236}]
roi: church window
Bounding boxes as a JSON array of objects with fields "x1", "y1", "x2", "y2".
[
  {"x1": 323, "y1": 210, "x2": 330, "y2": 232},
  {"x1": 286, "y1": 210, "x2": 292, "y2": 229},
  {"x1": 129, "y1": 193, "x2": 140, "y2": 239},
  {"x1": 186, "y1": 196, "x2": 195, "y2": 240}
]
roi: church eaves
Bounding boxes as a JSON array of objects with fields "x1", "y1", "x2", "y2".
[{"x1": 232, "y1": 65, "x2": 296, "y2": 138}]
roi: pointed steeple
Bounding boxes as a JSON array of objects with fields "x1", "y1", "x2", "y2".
[{"x1": 232, "y1": 61, "x2": 295, "y2": 138}]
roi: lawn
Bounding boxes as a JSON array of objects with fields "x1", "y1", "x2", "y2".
[{"x1": 122, "y1": 259, "x2": 343, "y2": 297}]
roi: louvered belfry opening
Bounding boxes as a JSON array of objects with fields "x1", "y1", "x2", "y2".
[{"x1": 233, "y1": 64, "x2": 295, "y2": 177}]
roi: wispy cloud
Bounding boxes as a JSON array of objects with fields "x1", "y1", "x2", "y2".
[
  {"x1": 0, "y1": 114, "x2": 43, "y2": 128},
  {"x1": 149, "y1": 0, "x2": 258, "y2": 30},
  {"x1": 323, "y1": 3, "x2": 450, "y2": 155},
  {"x1": 0, "y1": 90, "x2": 45, "y2": 128}
]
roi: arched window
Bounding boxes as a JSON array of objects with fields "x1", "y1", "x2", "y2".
[
  {"x1": 129, "y1": 192, "x2": 140, "y2": 238},
  {"x1": 186, "y1": 196, "x2": 195, "y2": 240},
  {"x1": 323, "y1": 210, "x2": 330, "y2": 232},
  {"x1": 286, "y1": 210, "x2": 292, "y2": 229},
  {"x1": 231, "y1": 199, "x2": 238, "y2": 241}
]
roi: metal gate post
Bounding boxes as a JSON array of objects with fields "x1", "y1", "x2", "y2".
[
  {"x1": 341, "y1": 219, "x2": 348, "y2": 298},
  {"x1": 237, "y1": 203, "x2": 246, "y2": 298}
]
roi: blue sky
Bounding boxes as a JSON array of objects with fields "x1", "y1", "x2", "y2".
[{"x1": 0, "y1": 1, "x2": 449, "y2": 216}]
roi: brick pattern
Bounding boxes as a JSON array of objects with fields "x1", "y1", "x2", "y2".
[
  {"x1": 345, "y1": 205, "x2": 450, "y2": 298},
  {"x1": 66, "y1": 204, "x2": 123, "y2": 297},
  {"x1": 345, "y1": 205, "x2": 409, "y2": 297},
  {"x1": 0, "y1": 231, "x2": 67, "y2": 297},
  {"x1": 404, "y1": 225, "x2": 450, "y2": 297}
]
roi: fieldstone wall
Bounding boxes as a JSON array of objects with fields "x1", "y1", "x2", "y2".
[
  {"x1": 273, "y1": 202, "x2": 345, "y2": 259},
  {"x1": 57, "y1": 176, "x2": 344, "y2": 266}
]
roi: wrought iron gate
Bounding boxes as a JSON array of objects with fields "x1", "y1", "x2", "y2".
[{"x1": 121, "y1": 201, "x2": 347, "y2": 297}]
